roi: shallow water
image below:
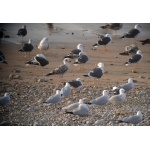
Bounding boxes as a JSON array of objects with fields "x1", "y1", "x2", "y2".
[{"x1": 0, "y1": 23, "x2": 150, "y2": 46}]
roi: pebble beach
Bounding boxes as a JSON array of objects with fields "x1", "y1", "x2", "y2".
[{"x1": 0, "y1": 23, "x2": 150, "y2": 126}]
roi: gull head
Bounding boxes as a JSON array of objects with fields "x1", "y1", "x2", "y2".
[
  {"x1": 77, "y1": 44, "x2": 84, "y2": 51},
  {"x1": 136, "y1": 50, "x2": 142, "y2": 55}
]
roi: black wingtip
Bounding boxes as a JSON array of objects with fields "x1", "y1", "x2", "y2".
[
  {"x1": 119, "y1": 52, "x2": 129, "y2": 56},
  {"x1": 65, "y1": 111, "x2": 73, "y2": 114},
  {"x1": 83, "y1": 75, "x2": 88, "y2": 77},
  {"x1": 2, "y1": 60, "x2": 8, "y2": 64}
]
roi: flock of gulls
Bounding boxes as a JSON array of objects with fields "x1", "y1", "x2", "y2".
[{"x1": 0, "y1": 23, "x2": 149, "y2": 126}]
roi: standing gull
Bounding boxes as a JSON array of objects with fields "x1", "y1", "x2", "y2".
[
  {"x1": 38, "y1": 37, "x2": 49, "y2": 53},
  {"x1": 125, "y1": 50, "x2": 143, "y2": 67},
  {"x1": 83, "y1": 62, "x2": 104, "y2": 83},
  {"x1": 0, "y1": 93, "x2": 11, "y2": 106},
  {"x1": 25, "y1": 54, "x2": 49, "y2": 67},
  {"x1": 17, "y1": 25, "x2": 27, "y2": 44},
  {"x1": 119, "y1": 44, "x2": 139, "y2": 56},
  {"x1": 43, "y1": 90, "x2": 61, "y2": 105},
  {"x1": 87, "y1": 90, "x2": 109, "y2": 112},
  {"x1": 0, "y1": 51, "x2": 8, "y2": 64},
  {"x1": 120, "y1": 24, "x2": 141, "y2": 43},
  {"x1": 60, "y1": 82, "x2": 71, "y2": 98},
  {"x1": 112, "y1": 78, "x2": 134, "y2": 95},
  {"x1": 65, "y1": 99, "x2": 89, "y2": 117},
  {"x1": 45, "y1": 58, "x2": 71, "y2": 81},
  {"x1": 64, "y1": 44, "x2": 84, "y2": 58},
  {"x1": 73, "y1": 52, "x2": 89, "y2": 69},
  {"x1": 92, "y1": 34, "x2": 112, "y2": 51},
  {"x1": 117, "y1": 111, "x2": 143, "y2": 125},
  {"x1": 18, "y1": 39, "x2": 34, "y2": 57}
]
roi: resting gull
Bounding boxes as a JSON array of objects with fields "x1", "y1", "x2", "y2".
[
  {"x1": 119, "y1": 44, "x2": 139, "y2": 56},
  {"x1": 73, "y1": 52, "x2": 89, "y2": 69},
  {"x1": 0, "y1": 93, "x2": 11, "y2": 106},
  {"x1": 112, "y1": 78, "x2": 134, "y2": 95},
  {"x1": 87, "y1": 90, "x2": 109, "y2": 106},
  {"x1": 43, "y1": 90, "x2": 61, "y2": 105},
  {"x1": 65, "y1": 99, "x2": 89, "y2": 117},
  {"x1": 45, "y1": 58, "x2": 71, "y2": 80},
  {"x1": 62, "y1": 100, "x2": 81, "y2": 112},
  {"x1": 109, "y1": 88, "x2": 126, "y2": 105},
  {"x1": 83, "y1": 62, "x2": 104, "y2": 83},
  {"x1": 120, "y1": 24, "x2": 141, "y2": 43},
  {"x1": 117, "y1": 111, "x2": 143, "y2": 125},
  {"x1": 18, "y1": 39, "x2": 34, "y2": 57},
  {"x1": 25, "y1": 54, "x2": 49, "y2": 67},
  {"x1": 17, "y1": 25, "x2": 27, "y2": 44},
  {"x1": 92, "y1": 33, "x2": 112, "y2": 51},
  {"x1": 60, "y1": 82, "x2": 71, "y2": 98},
  {"x1": 64, "y1": 44, "x2": 84, "y2": 59},
  {"x1": 139, "y1": 38, "x2": 150, "y2": 45},
  {"x1": 67, "y1": 78, "x2": 83, "y2": 90},
  {"x1": 125, "y1": 50, "x2": 143, "y2": 67},
  {"x1": 0, "y1": 51, "x2": 8, "y2": 64},
  {"x1": 38, "y1": 37, "x2": 49, "y2": 53},
  {"x1": 100, "y1": 23, "x2": 123, "y2": 35}
]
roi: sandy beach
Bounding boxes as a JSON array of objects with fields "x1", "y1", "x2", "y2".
[{"x1": 0, "y1": 23, "x2": 150, "y2": 126}]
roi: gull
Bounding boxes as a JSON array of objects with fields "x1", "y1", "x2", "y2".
[
  {"x1": 18, "y1": 39, "x2": 34, "y2": 57},
  {"x1": 38, "y1": 37, "x2": 49, "y2": 53},
  {"x1": 117, "y1": 111, "x2": 143, "y2": 125},
  {"x1": 100, "y1": 23, "x2": 123, "y2": 36},
  {"x1": 62, "y1": 99, "x2": 83, "y2": 112},
  {"x1": 45, "y1": 58, "x2": 71, "y2": 81},
  {"x1": 0, "y1": 93, "x2": 11, "y2": 106},
  {"x1": 87, "y1": 90, "x2": 109, "y2": 106},
  {"x1": 65, "y1": 99, "x2": 89, "y2": 117},
  {"x1": 43, "y1": 90, "x2": 61, "y2": 105},
  {"x1": 125, "y1": 50, "x2": 143, "y2": 67},
  {"x1": 109, "y1": 88, "x2": 126, "y2": 105},
  {"x1": 17, "y1": 25, "x2": 27, "y2": 44},
  {"x1": 139, "y1": 38, "x2": 150, "y2": 45},
  {"x1": 60, "y1": 82, "x2": 71, "y2": 98},
  {"x1": 0, "y1": 51, "x2": 8, "y2": 64},
  {"x1": 64, "y1": 44, "x2": 84, "y2": 58},
  {"x1": 112, "y1": 78, "x2": 134, "y2": 95},
  {"x1": 25, "y1": 54, "x2": 49, "y2": 67},
  {"x1": 119, "y1": 44, "x2": 139, "y2": 56},
  {"x1": 83, "y1": 62, "x2": 104, "y2": 84},
  {"x1": 67, "y1": 78, "x2": 83, "y2": 90},
  {"x1": 120, "y1": 24, "x2": 141, "y2": 43},
  {"x1": 73, "y1": 52, "x2": 89, "y2": 69},
  {"x1": 92, "y1": 34, "x2": 112, "y2": 51}
]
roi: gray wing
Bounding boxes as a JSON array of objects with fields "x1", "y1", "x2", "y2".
[
  {"x1": 119, "y1": 83, "x2": 133, "y2": 91},
  {"x1": 62, "y1": 102, "x2": 79, "y2": 112},
  {"x1": 122, "y1": 115, "x2": 142, "y2": 124},
  {"x1": 73, "y1": 104, "x2": 89, "y2": 117},
  {"x1": 109, "y1": 95, "x2": 124, "y2": 104},
  {"x1": 45, "y1": 94, "x2": 61, "y2": 104},
  {"x1": 91, "y1": 95, "x2": 108, "y2": 105},
  {"x1": 89, "y1": 68, "x2": 103, "y2": 78},
  {"x1": 68, "y1": 80, "x2": 82, "y2": 88},
  {"x1": 129, "y1": 54, "x2": 142, "y2": 63},
  {"x1": 77, "y1": 55, "x2": 88, "y2": 64},
  {"x1": 47, "y1": 64, "x2": 68, "y2": 76},
  {"x1": 0, "y1": 96, "x2": 10, "y2": 105}
]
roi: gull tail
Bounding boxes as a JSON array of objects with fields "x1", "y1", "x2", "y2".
[
  {"x1": 64, "y1": 55, "x2": 74, "y2": 59},
  {"x1": 18, "y1": 49, "x2": 24, "y2": 52}
]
